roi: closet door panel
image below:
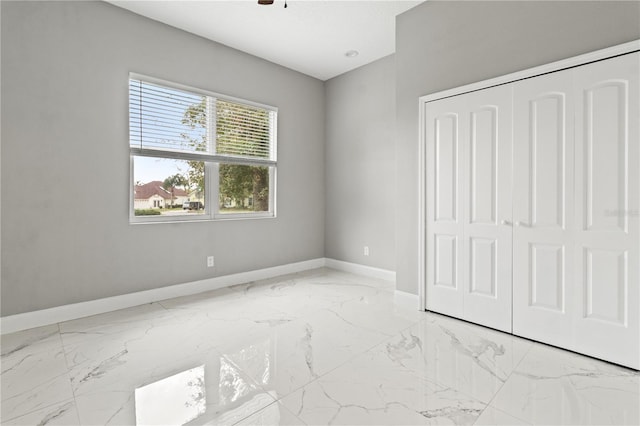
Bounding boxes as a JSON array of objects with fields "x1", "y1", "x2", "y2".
[
  {"x1": 574, "y1": 52, "x2": 639, "y2": 369},
  {"x1": 463, "y1": 85, "x2": 513, "y2": 332},
  {"x1": 469, "y1": 107, "x2": 498, "y2": 225},
  {"x1": 529, "y1": 243, "x2": 565, "y2": 310},
  {"x1": 513, "y1": 71, "x2": 574, "y2": 346},
  {"x1": 435, "y1": 114, "x2": 459, "y2": 222},
  {"x1": 426, "y1": 96, "x2": 466, "y2": 318},
  {"x1": 528, "y1": 94, "x2": 566, "y2": 229}
]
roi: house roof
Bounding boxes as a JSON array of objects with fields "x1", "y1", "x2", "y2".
[{"x1": 134, "y1": 181, "x2": 189, "y2": 200}]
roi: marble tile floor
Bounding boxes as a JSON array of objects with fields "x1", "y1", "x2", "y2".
[{"x1": 1, "y1": 267, "x2": 638, "y2": 425}]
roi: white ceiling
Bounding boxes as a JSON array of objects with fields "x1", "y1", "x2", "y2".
[{"x1": 106, "y1": 0, "x2": 423, "y2": 81}]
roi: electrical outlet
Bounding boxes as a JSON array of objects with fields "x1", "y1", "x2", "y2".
[
  {"x1": 207, "y1": 256, "x2": 215, "y2": 267},
  {"x1": 364, "y1": 246, "x2": 370, "y2": 256}
]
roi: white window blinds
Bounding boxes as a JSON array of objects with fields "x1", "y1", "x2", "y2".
[
  {"x1": 216, "y1": 99, "x2": 275, "y2": 160},
  {"x1": 129, "y1": 77, "x2": 276, "y2": 162},
  {"x1": 129, "y1": 79, "x2": 208, "y2": 154}
]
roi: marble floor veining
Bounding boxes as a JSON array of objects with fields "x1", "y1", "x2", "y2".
[{"x1": 1, "y1": 268, "x2": 638, "y2": 425}]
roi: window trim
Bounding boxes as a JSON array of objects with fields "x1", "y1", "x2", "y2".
[{"x1": 128, "y1": 73, "x2": 277, "y2": 224}]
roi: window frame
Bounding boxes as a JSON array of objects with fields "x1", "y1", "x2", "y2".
[{"x1": 128, "y1": 73, "x2": 278, "y2": 224}]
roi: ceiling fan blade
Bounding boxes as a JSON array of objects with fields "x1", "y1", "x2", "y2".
[{"x1": 258, "y1": 0, "x2": 275, "y2": 4}]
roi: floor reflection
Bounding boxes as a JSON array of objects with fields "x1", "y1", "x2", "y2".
[
  {"x1": 133, "y1": 348, "x2": 279, "y2": 426},
  {"x1": 135, "y1": 365, "x2": 206, "y2": 426}
]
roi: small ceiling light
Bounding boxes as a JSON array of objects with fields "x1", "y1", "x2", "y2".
[{"x1": 345, "y1": 50, "x2": 359, "y2": 58}]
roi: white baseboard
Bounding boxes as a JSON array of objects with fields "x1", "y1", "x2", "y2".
[
  {"x1": 0, "y1": 258, "x2": 325, "y2": 335},
  {"x1": 324, "y1": 258, "x2": 396, "y2": 281},
  {"x1": 394, "y1": 290, "x2": 420, "y2": 311},
  {"x1": 0, "y1": 257, "x2": 397, "y2": 335}
]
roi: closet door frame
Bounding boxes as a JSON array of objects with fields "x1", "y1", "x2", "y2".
[{"x1": 419, "y1": 39, "x2": 639, "y2": 313}]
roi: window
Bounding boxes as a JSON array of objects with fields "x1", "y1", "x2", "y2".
[{"x1": 129, "y1": 75, "x2": 277, "y2": 222}]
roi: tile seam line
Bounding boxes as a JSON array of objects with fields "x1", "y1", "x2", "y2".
[
  {"x1": 230, "y1": 399, "x2": 308, "y2": 426},
  {"x1": 414, "y1": 314, "x2": 532, "y2": 423},
  {"x1": 230, "y1": 399, "x2": 280, "y2": 426},
  {"x1": 299, "y1": 288, "x2": 429, "y2": 391},
  {"x1": 207, "y1": 276, "x2": 400, "y2": 409},
  {"x1": 225, "y1": 288, "x2": 419, "y2": 403},
  {"x1": 471, "y1": 341, "x2": 536, "y2": 426},
  {"x1": 408, "y1": 316, "x2": 494, "y2": 417},
  {"x1": 56, "y1": 321, "x2": 83, "y2": 425},
  {"x1": 1, "y1": 325, "x2": 78, "y2": 424},
  {"x1": 266, "y1": 314, "x2": 426, "y2": 407}
]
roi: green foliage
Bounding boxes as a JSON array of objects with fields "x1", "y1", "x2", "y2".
[
  {"x1": 180, "y1": 98, "x2": 270, "y2": 211},
  {"x1": 162, "y1": 173, "x2": 189, "y2": 206},
  {"x1": 135, "y1": 209, "x2": 162, "y2": 216},
  {"x1": 181, "y1": 100, "x2": 207, "y2": 194},
  {"x1": 182, "y1": 99, "x2": 207, "y2": 129},
  {"x1": 216, "y1": 100, "x2": 271, "y2": 159},
  {"x1": 163, "y1": 174, "x2": 188, "y2": 192},
  {"x1": 219, "y1": 164, "x2": 269, "y2": 211}
]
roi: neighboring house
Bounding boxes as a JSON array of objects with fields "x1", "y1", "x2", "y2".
[
  {"x1": 189, "y1": 189, "x2": 205, "y2": 204},
  {"x1": 222, "y1": 196, "x2": 254, "y2": 209},
  {"x1": 134, "y1": 181, "x2": 189, "y2": 209}
]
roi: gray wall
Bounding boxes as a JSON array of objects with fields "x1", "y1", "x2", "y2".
[
  {"x1": 1, "y1": 1, "x2": 325, "y2": 316},
  {"x1": 324, "y1": 55, "x2": 396, "y2": 271},
  {"x1": 4, "y1": 0, "x2": 639, "y2": 315},
  {"x1": 395, "y1": 1, "x2": 640, "y2": 294}
]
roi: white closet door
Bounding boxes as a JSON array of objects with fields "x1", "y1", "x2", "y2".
[
  {"x1": 512, "y1": 71, "x2": 575, "y2": 347},
  {"x1": 573, "y1": 52, "x2": 639, "y2": 369},
  {"x1": 426, "y1": 95, "x2": 466, "y2": 318},
  {"x1": 426, "y1": 84, "x2": 513, "y2": 330},
  {"x1": 462, "y1": 86, "x2": 513, "y2": 332}
]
